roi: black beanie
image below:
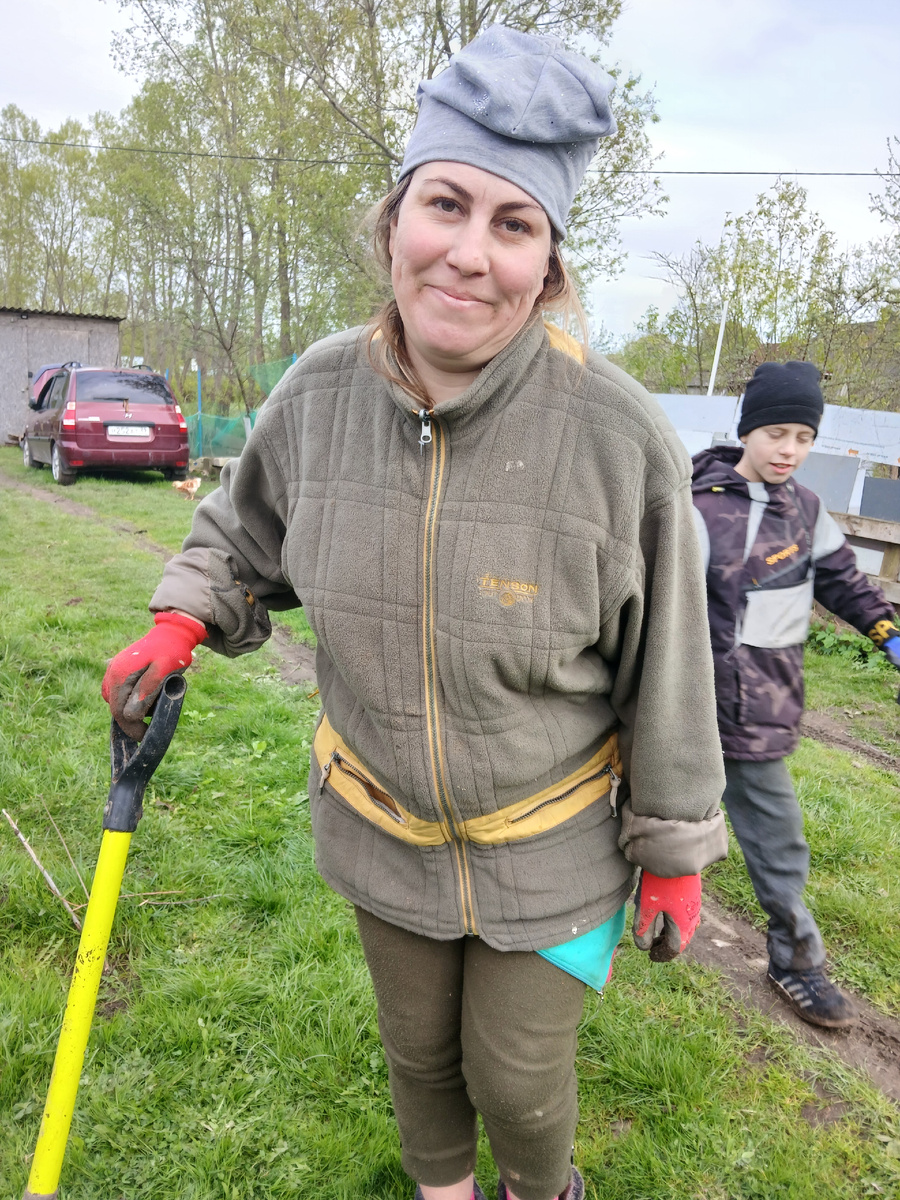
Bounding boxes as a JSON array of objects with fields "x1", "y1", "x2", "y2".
[{"x1": 737, "y1": 361, "x2": 824, "y2": 438}]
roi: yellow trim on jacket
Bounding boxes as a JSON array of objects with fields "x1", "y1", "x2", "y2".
[{"x1": 313, "y1": 713, "x2": 621, "y2": 848}]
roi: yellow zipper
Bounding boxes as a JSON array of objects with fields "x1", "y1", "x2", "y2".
[
  {"x1": 420, "y1": 412, "x2": 477, "y2": 934},
  {"x1": 508, "y1": 764, "x2": 622, "y2": 825},
  {"x1": 320, "y1": 751, "x2": 407, "y2": 825}
]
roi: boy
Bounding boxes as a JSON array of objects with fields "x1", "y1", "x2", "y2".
[{"x1": 692, "y1": 360, "x2": 900, "y2": 1028}]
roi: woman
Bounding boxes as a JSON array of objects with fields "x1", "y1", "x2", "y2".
[{"x1": 103, "y1": 26, "x2": 727, "y2": 1200}]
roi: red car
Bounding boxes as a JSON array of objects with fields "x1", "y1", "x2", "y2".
[{"x1": 22, "y1": 365, "x2": 190, "y2": 485}]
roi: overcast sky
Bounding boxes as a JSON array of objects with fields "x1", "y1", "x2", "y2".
[
  {"x1": 2, "y1": 0, "x2": 899, "y2": 341},
  {"x1": 592, "y1": 0, "x2": 900, "y2": 340}
]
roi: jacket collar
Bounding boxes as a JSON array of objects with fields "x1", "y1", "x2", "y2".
[
  {"x1": 691, "y1": 444, "x2": 794, "y2": 509},
  {"x1": 385, "y1": 314, "x2": 551, "y2": 431}
]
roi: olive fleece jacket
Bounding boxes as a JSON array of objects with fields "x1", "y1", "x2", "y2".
[{"x1": 150, "y1": 317, "x2": 727, "y2": 950}]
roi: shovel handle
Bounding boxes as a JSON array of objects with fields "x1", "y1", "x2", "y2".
[
  {"x1": 106, "y1": 673, "x2": 187, "y2": 832},
  {"x1": 22, "y1": 675, "x2": 187, "y2": 1200}
]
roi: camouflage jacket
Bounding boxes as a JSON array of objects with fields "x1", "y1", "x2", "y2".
[{"x1": 692, "y1": 446, "x2": 894, "y2": 761}]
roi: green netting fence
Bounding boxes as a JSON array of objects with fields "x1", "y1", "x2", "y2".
[
  {"x1": 248, "y1": 353, "x2": 296, "y2": 396},
  {"x1": 170, "y1": 353, "x2": 299, "y2": 459},
  {"x1": 186, "y1": 411, "x2": 259, "y2": 459}
]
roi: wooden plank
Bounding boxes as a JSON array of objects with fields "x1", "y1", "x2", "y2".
[
  {"x1": 868, "y1": 576, "x2": 900, "y2": 605},
  {"x1": 882, "y1": 543, "x2": 900, "y2": 585},
  {"x1": 830, "y1": 511, "x2": 900, "y2": 545}
]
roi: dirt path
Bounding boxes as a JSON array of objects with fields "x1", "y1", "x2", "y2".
[
  {"x1": 690, "y1": 895, "x2": 900, "y2": 1102},
  {"x1": 270, "y1": 622, "x2": 317, "y2": 686},
  {"x1": 7, "y1": 464, "x2": 900, "y2": 1101},
  {"x1": 0, "y1": 467, "x2": 176, "y2": 564},
  {"x1": 800, "y1": 710, "x2": 900, "y2": 772}
]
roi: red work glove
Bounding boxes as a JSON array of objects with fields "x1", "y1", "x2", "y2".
[
  {"x1": 632, "y1": 870, "x2": 702, "y2": 962},
  {"x1": 102, "y1": 611, "x2": 207, "y2": 740}
]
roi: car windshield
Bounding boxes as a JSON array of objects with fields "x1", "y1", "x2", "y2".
[{"x1": 76, "y1": 372, "x2": 172, "y2": 405}]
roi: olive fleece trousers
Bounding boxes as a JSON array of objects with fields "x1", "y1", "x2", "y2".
[{"x1": 354, "y1": 907, "x2": 587, "y2": 1200}]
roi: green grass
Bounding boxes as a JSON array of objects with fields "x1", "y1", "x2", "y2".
[
  {"x1": 0, "y1": 445, "x2": 316, "y2": 648},
  {"x1": 706, "y1": 738, "x2": 900, "y2": 1013},
  {"x1": 3, "y1": 448, "x2": 900, "y2": 1197},
  {"x1": 3, "y1": 444, "x2": 219, "y2": 549},
  {"x1": 804, "y1": 648, "x2": 900, "y2": 758}
]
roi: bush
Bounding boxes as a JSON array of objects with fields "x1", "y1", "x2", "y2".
[{"x1": 806, "y1": 619, "x2": 885, "y2": 666}]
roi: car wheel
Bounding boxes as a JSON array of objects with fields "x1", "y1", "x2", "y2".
[
  {"x1": 51, "y1": 443, "x2": 76, "y2": 486},
  {"x1": 162, "y1": 467, "x2": 189, "y2": 481},
  {"x1": 22, "y1": 438, "x2": 41, "y2": 469}
]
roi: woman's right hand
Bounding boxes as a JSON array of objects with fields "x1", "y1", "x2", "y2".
[{"x1": 102, "y1": 611, "x2": 207, "y2": 740}]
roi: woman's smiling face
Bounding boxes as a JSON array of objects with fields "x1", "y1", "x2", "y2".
[{"x1": 389, "y1": 162, "x2": 552, "y2": 390}]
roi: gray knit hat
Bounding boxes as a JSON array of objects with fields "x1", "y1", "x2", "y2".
[{"x1": 398, "y1": 25, "x2": 617, "y2": 238}]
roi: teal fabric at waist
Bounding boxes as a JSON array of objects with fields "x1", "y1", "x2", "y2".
[{"x1": 536, "y1": 905, "x2": 627, "y2": 993}]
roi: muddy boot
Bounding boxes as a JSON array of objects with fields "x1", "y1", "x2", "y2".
[
  {"x1": 497, "y1": 1166, "x2": 584, "y2": 1200},
  {"x1": 414, "y1": 1182, "x2": 487, "y2": 1200}
]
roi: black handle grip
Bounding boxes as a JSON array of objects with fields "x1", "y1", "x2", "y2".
[{"x1": 106, "y1": 674, "x2": 188, "y2": 832}]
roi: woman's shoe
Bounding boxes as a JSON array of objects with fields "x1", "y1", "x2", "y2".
[
  {"x1": 497, "y1": 1166, "x2": 584, "y2": 1200},
  {"x1": 414, "y1": 1182, "x2": 487, "y2": 1200}
]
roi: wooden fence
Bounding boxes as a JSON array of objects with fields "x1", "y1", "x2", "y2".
[{"x1": 831, "y1": 512, "x2": 900, "y2": 606}]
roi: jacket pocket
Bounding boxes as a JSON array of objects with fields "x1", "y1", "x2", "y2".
[
  {"x1": 319, "y1": 750, "x2": 407, "y2": 825},
  {"x1": 508, "y1": 764, "x2": 621, "y2": 825},
  {"x1": 736, "y1": 642, "x2": 804, "y2": 730},
  {"x1": 312, "y1": 715, "x2": 449, "y2": 846},
  {"x1": 740, "y1": 576, "x2": 813, "y2": 649},
  {"x1": 460, "y1": 736, "x2": 621, "y2": 845}
]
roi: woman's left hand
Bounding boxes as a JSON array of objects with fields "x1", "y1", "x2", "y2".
[{"x1": 632, "y1": 871, "x2": 702, "y2": 962}]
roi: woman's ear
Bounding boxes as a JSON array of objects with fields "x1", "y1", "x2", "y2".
[{"x1": 388, "y1": 218, "x2": 397, "y2": 259}]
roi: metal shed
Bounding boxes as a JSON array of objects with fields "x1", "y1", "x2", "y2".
[
  {"x1": 0, "y1": 308, "x2": 122, "y2": 443},
  {"x1": 654, "y1": 391, "x2": 900, "y2": 603}
]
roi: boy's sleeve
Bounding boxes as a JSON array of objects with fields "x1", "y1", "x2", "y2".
[{"x1": 811, "y1": 504, "x2": 897, "y2": 640}]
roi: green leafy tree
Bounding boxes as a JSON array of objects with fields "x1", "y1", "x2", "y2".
[
  {"x1": 0, "y1": 106, "x2": 45, "y2": 308},
  {"x1": 617, "y1": 180, "x2": 900, "y2": 408},
  {"x1": 0, "y1": 2, "x2": 665, "y2": 412}
]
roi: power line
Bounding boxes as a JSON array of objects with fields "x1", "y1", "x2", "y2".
[
  {"x1": 1, "y1": 135, "x2": 897, "y2": 177},
  {"x1": 618, "y1": 170, "x2": 896, "y2": 177},
  {"x1": 0, "y1": 135, "x2": 386, "y2": 168}
]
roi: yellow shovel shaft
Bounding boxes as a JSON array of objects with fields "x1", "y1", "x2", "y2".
[{"x1": 24, "y1": 830, "x2": 132, "y2": 1200}]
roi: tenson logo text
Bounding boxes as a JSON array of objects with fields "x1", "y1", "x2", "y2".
[{"x1": 477, "y1": 576, "x2": 540, "y2": 607}]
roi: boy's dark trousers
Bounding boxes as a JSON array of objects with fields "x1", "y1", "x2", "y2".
[{"x1": 722, "y1": 758, "x2": 826, "y2": 971}]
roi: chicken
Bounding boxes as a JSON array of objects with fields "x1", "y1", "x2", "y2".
[{"x1": 171, "y1": 476, "x2": 202, "y2": 500}]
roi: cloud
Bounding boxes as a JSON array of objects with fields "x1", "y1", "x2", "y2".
[
  {"x1": 591, "y1": 0, "x2": 900, "y2": 338},
  {"x1": 1, "y1": 0, "x2": 135, "y2": 130}
]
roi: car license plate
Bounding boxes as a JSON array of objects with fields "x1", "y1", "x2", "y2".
[{"x1": 107, "y1": 425, "x2": 152, "y2": 437}]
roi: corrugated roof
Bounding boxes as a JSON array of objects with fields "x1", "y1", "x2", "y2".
[{"x1": 0, "y1": 306, "x2": 123, "y2": 323}]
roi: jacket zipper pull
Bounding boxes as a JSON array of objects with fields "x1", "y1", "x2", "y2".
[
  {"x1": 318, "y1": 751, "x2": 337, "y2": 794},
  {"x1": 417, "y1": 408, "x2": 432, "y2": 455},
  {"x1": 608, "y1": 765, "x2": 622, "y2": 816}
]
